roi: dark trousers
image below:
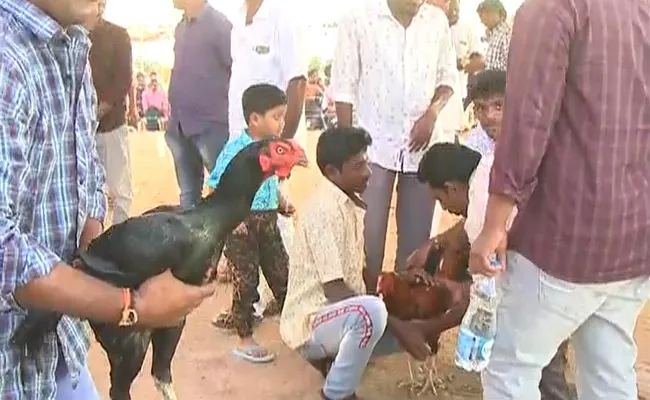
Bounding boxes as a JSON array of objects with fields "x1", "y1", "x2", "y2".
[
  {"x1": 540, "y1": 341, "x2": 573, "y2": 400},
  {"x1": 225, "y1": 211, "x2": 289, "y2": 338}
]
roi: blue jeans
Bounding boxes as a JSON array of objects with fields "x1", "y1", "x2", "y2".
[
  {"x1": 165, "y1": 121, "x2": 228, "y2": 208},
  {"x1": 298, "y1": 295, "x2": 396, "y2": 399},
  {"x1": 55, "y1": 357, "x2": 99, "y2": 400}
]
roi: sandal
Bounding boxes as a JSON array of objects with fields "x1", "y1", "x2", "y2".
[{"x1": 232, "y1": 343, "x2": 275, "y2": 364}]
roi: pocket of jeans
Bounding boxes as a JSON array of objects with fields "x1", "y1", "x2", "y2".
[{"x1": 538, "y1": 269, "x2": 583, "y2": 321}]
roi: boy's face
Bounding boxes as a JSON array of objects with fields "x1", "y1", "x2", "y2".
[
  {"x1": 249, "y1": 105, "x2": 287, "y2": 138},
  {"x1": 474, "y1": 94, "x2": 504, "y2": 141},
  {"x1": 328, "y1": 150, "x2": 372, "y2": 195},
  {"x1": 429, "y1": 182, "x2": 469, "y2": 216}
]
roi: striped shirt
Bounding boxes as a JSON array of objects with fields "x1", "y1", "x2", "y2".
[
  {"x1": 483, "y1": 21, "x2": 510, "y2": 71},
  {"x1": 490, "y1": 0, "x2": 650, "y2": 283},
  {"x1": 0, "y1": 0, "x2": 106, "y2": 398}
]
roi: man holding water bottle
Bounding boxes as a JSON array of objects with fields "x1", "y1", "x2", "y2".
[{"x1": 470, "y1": 0, "x2": 650, "y2": 399}]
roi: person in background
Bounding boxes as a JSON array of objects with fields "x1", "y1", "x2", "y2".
[
  {"x1": 89, "y1": 0, "x2": 133, "y2": 225},
  {"x1": 445, "y1": 0, "x2": 484, "y2": 107},
  {"x1": 331, "y1": 0, "x2": 457, "y2": 291},
  {"x1": 142, "y1": 71, "x2": 169, "y2": 131},
  {"x1": 207, "y1": 84, "x2": 294, "y2": 364},
  {"x1": 0, "y1": 0, "x2": 216, "y2": 398},
  {"x1": 305, "y1": 68, "x2": 325, "y2": 130},
  {"x1": 426, "y1": 0, "x2": 467, "y2": 236},
  {"x1": 167, "y1": 0, "x2": 232, "y2": 209},
  {"x1": 470, "y1": 0, "x2": 650, "y2": 398},
  {"x1": 213, "y1": 0, "x2": 307, "y2": 328},
  {"x1": 473, "y1": 0, "x2": 510, "y2": 71},
  {"x1": 134, "y1": 72, "x2": 146, "y2": 120}
]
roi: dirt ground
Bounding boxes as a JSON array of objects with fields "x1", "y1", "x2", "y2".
[{"x1": 88, "y1": 131, "x2": 650, "y2": 399}]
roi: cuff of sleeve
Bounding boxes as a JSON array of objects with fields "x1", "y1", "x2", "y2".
[
  {"x1": 488, "y1": 180, "x2": 525, "y2": 206},
  {"x1": 88, "y1": 190, "x2": 107, "y2": 222},
  {"x1": 332, "y1": 92, "x2": 355, "y2": 104},
  {"x1": 7, "y1": 237, "x2": 61, "y2": 311}
]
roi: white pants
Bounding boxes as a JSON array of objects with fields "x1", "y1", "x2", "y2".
[
  {"x1": 96, "y1": 125, "x2": 133, "y2": 225},
  {"x1": 483, "y1": 250, "x2": 650, "y2": 400}
]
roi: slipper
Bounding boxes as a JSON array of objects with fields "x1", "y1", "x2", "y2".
[{"x1": 232, "y1": 344, "x2": 275, "y2": 364}]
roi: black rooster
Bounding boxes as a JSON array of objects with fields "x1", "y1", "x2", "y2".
[{"x1": 13, "y1": 138, "x2": 307, "y2": 400}]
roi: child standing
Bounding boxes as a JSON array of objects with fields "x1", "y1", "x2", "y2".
[{"x1": 207, "y1": 83, "x2": 293, "y2": 363}]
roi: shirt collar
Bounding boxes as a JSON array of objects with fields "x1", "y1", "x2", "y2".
[
  {"x1": 238, "y1": 0, "x2": 273, "y2": 23},
  {"x1": 0, "y1": 0, "x2": 64, "y2": 42},
  {"x1": 377, "y1": 0, "x2": 428, "y2": 22},
  {"x1": 184, "y1": 2, "x2": 209, "y2": 22},
  {"x1": 320, "y1": 178, "x2": 366, "y2": 210},
  {"x1": 487, "y1": 20, "x2": 508, "y2": 37}
]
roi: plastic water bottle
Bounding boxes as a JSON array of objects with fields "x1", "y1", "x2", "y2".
[{"x1": 455, "y1": 255, "x2": 501, "y2": 371}]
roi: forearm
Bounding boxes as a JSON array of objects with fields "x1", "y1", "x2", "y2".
[
  {"x1": 14, "y1": 263, "x2": 123, "y2": 323},
  {"x1": 282, "y1": 77, "x2": 306, "y2": 139},
  {"x1": 428, "y1": 85, "x2": 454, "y2": 116},
  {"x1": 335, "y1": 102, "x2": 353, "y2": 127},
  {"x1": 482, "y1": 194, "x2": 517, "y2": 237}
]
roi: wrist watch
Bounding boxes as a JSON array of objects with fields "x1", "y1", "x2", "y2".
[{"x1": 118, "y1": 288, "x2": 139, "y2": 327}]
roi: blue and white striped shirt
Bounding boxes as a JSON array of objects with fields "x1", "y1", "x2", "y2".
[{"x1": 0, "y1": 0, "x2": 106, "y2": 398}]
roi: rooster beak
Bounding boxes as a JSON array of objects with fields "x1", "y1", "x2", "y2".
[{"x1": 295, "y1": 150, "x2": 309, "y2": 168}]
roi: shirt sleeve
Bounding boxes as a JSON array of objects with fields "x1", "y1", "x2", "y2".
[
  {"x1": 330, "y1": 13, "x2": 360, "y2": 104},
  {"x1": 86, "y1": 70, "x2": 107, "y2": 222},
  {"x1": 206, "y1": 139, "x2": 239, "y2": 188},
  {"x1": 101, "y1": 28, "x2": 133, "y2": 106},
  {"x1": 141, "y1": 89, "x2": 150, "y2": 112},
  {"x1": 489, "y1": 0, "x2": 573, "y2": 204},
  {"x1": 436, "y1": 21, "x2": 458, "y2": 90},
  {"x1": 213, "y1": 11, "x2": 233, "y2": 71},
  {"x1": 278, "y1": 9, "x2": 307, "y2": 86},
  {"x1": 304, "y1": 207, "x2": 346, "y2": 283},
  {"x1": 0, "y1": 62, "x2": 61, "y2": 308}
]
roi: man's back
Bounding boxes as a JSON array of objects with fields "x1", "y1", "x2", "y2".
[{"x1": 490, "y1": 0, "x2": 650, "y2": 283}]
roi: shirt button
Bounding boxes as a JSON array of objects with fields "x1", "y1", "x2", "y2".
[{"x1": 78, "y1": 177, "x2": 85, "y2": 186}]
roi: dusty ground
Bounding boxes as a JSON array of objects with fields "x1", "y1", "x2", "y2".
[{"x1": 88, "y1": 131, "x2": 650, "y2": 399}]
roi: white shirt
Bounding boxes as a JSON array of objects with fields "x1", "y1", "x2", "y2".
[
  {"x1": 464, "y1": 139, "x2": 517, "y2": 244},
  {"x1": 228, "y1": 0, "x2": 307, "y2": 138},
  {"x1": 331, "y1": 1, "x2": 458, "y2": 173},
  {"x1": 450, "y1": 19, "x2": 483, "y2": 100},
  {"x1": 464, "y1": 125, "x2": 494, "y2": 156}
]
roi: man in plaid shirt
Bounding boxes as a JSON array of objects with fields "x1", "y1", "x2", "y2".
[
  {"x1": 0, "y1": 2, "x2": 215, "y2": 398},
  {"x1": 477, "y1": 0, "x2": 511, "y2": 71}
]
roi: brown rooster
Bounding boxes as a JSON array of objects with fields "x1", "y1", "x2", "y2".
[
  {"x1": 378, "y1": 221, "x2": 473, "y2": 396},
  {"x1": 376, "y1": 272, "x2": 456, "y2": 396}
]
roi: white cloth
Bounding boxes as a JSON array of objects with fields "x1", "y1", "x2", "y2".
[
  {"x1": 95, "y1": 125, "x2": 132, "y2": 225},
  {"x1": 463, "y1": 150, "x2": 516, "y2": 244},
  {"x1": 450, "y1": 19, "x2": 484, "y2": 99},
  {"x1": 228, "y1": 0, "x2": 308, "y2": 139},
  {"x1": 331, "y1": 2, "x2": 458, "y2": 173},
  {"x1": 483, "y1": 251, "x2": 650, "y2": 400}
]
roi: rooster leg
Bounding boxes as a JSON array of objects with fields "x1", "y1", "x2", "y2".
[
  {"x1": 415, "y1": 356, "x2": 445, "y2": 397},
  {"x1": 151, "y1": 320, "x2": 185, "y2": 400},
  {"x1": 397, "y1": 356, "x2": 428, "y2": 396}
]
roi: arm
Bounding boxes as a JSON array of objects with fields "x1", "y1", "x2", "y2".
[
  {"x1": 428, "y1": 23, "x2": 457, "y2": 118},
  {"x1": 305, "y1": 209, "x2": 357, "y2": 303},
  {"x1": 206, "y1": 142, "x2": 235, "y2": 189},
  {"x1": 0, "y1": 64, "x2": 121, "y2": 322},
  {"x1": 485, "y1": 0, "x2": 572, "y2": 237},
  {"x1": 331, "y1": 14, "x2": 360, "y2": 128},
  {"x1": 213, "y1": 12, "x2": 233, "y2": 71},
  {"x1": 278, "y1": 14, "x2": 307, "y2": 139},
  {"x1": 101, "y1": 29, "x2": 133, "y2": 107},
  {"x1": 141, "y1": 89, "x2": 150, "y2": 113},
  {"x1": 86, "y1": 70, "x2": 107, "y2": 225}
]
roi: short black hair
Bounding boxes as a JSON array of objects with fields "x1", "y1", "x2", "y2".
[
  {"x1": 136, "y1": 72, "x2": 145, "y2": 79},
  {"x1": 477, "y1": 0, "x2": 507, "y2": 18},
  {"x1": 242, "y1": 84, "x2": 287, "y2": 124},
  {"x1": 468, "y1": 69, "x2": 507, "y2": 103},
  {"x1": 417, "y1": 143, "x2": 482, "y2": 189},
  {"x1": 316, "y1": 126, "x2": 372, "y2": 174}
]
